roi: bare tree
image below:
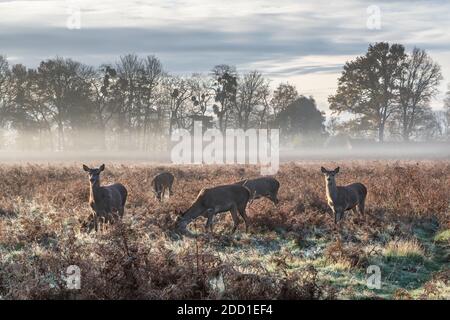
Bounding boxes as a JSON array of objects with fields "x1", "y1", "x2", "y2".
[
  {"x1": 163, "y1": 76, "x2": 193, "y2": 135},
  {"x1": 397, "y1": 48, "x2": 442, "y2": 141},
  {"x1": 88, "y1": 65, "x2": 121, "y2": 149},
  {"x1": 0, "y1": 56, "x2": 11, "y2": 132},
  {"x1": 115, "y1": 54, "x2": 145, "y2": 148},
  {"x1": 141, "y1": 56, "x2": 164, "y2": 150},
  {"x1": 211, "y1": 64, "x2": 237, "y2": 132},
  {"x1": 188, "y1": 73, "x2": 214, "y2": 130},
  {"x1": 235, "y1": 70, "x2": 270, "y2": 130}
]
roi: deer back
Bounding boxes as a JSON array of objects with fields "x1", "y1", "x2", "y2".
[
  {"x1": 241, "y1": 177, "x2": 279, "y2": 198},
  {"x1": 337, "y1": 183, "x2": 366, "y2": 209},
  {"x1": 152, "y1": 172, "x2": 174, "y2": 190}
]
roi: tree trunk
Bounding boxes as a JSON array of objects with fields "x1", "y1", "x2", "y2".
[
  {"x1": 57, "y1": 122, "x2": 65, "y2": 151},
  {"x1": 378, "y1": 123, "x2": 385, "y2": 142},
  {"x1": 402, "y1": 131, "x2": 410, "y2": 142}
]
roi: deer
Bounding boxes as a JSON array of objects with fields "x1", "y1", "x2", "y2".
[
  {"x1": 151, "y1": 171, "x2": 174, "y2": 201},
  {"x1": 83, "y1": 164, "x2": 128, "y2": 231},
  {"x1": 235, "y1": 177, "x2": 280, "y2": 205},
  {"x1": 321, "y1": 167, "x2": 367, "y2": 224},
  {"x1": 176, "y1": 184, "x2": 251, "y2": 236}
]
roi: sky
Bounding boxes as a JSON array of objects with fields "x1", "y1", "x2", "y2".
[{"x1": 1, "y1": 0, "x2": 449, "y2": 114}]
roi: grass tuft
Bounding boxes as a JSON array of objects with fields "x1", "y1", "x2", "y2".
[{"x1": 383, "y1": 240, "x2": 425, "y2": 263}]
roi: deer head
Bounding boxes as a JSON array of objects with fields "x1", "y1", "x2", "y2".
[
  {"x1": 321, "y1": 166, "x2": 340, "y2": 183},
  {"x1": 83, "y1": 164, "x2": 105, "y2": 186}
]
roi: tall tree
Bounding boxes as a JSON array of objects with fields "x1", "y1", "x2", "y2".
[
  {"x1": 211, "y1": 64, "x2": 237, "y2": 132},
  {"x1": 276, "y1": 96, "x2": 325, "y2": 142},
  {"x1": 115, "y1": 54, "x2": 145, "y2": 148},
  {"x1": 87, "y1": 65, "x2": 122, "y2": 149},
  {"x1": 235, "y1": 70, "x2": 270, "y2": 130},
  {"x1": 271, "y1": 82, "x2": 298, "y2": 116},
  {"x1": 7, "y1": 64, "x2": 40, "y2": 148},
  {"x1": 189, "y1": 73, "x2": 214, "y2": 130},
  {"x1": 397, "y1": 48, "x2": 442, "y2": 141},
  {"x1": 442, "y1": 85, "x2": 450, "y2": 138},
  {"x1": 329, "y1": 42, "x2": 407, "y2": 142},
  {"x1": 445, "y1": 84, "x2": 450, "y2": 109},
  {"x1": 0, "y1": 55, "x2": 10, "y2": 131},
  {"x1": 163, "y1": 76, "x2": 193, "y2": 135},
  {"x1": 34, "y1": 57, "x2": 93, "y2": 150},
  {"x1": 141, "y1": 56, "x2": 164, "y2": 150}
]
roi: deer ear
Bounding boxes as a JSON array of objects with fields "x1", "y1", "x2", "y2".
[
  {"x1": 83, "y1": 164, "x2": 90, "y2": 172},
  {"x1": 99, "y1": 164, "x2": 105, "y2": 172},
  {"x1": 334, "y1": 167, "x2": 340, "y2": 174},
  {"x1": 321, "y1": 167, "x2": 327, "y2": 173}
]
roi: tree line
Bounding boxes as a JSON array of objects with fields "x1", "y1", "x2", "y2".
[
  {"x1": 0, "y1": 42, "x2": 449, "y2": 151},
  {"x1": 329, "y1": 42, "x2": 447, "y2": 142}
]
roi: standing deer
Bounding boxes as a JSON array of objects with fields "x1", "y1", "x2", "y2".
[
  {"x1": 151, "y1": 171, "x2": 174, "y2": 201},
  {"x1": 321, "y1": 167, "x2": 367, "y2": 224},
  {"x1": 83, "y1": 164, "x2": 128, "y2": 231},
  {"x1": 235, "y1": 177, "x2": 280, "y2": 205},
  {"x1": 176, "y1": 184, "x2": 251, "y2": 236}
]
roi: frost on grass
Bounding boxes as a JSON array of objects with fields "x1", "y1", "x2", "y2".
[{"x1": 0, "y1": 161, "x2": 449, "y2": 299}]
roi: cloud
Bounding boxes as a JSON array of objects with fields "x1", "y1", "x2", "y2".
[
  {"x1": 1, "y1": 0, "x2": 449, "y2": 110},
  {"x1": 1, "y1": 0, "x2": 449, "y2": 68},
  {"x1": 0, "y1": 25, "x2": 369, "y2": 71}
]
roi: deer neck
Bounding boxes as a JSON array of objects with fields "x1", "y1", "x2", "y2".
[
  {"x1": 178, "y1": 203, "x2": 203, "y2": 229},
  {"x1": 89, "y1": 180, "x2": 102, "y2": 203},
  {"x1": 326, "y1": 178, "x2": 338, "y2": 204}
]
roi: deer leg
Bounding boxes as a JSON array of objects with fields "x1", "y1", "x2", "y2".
[
  {"x1": 330, "y1": 207, "x2": 336, "y2": 219},
  {"x1": 157, "y1": 190, "x2": 162, "y2": 202},
  {"x1": 238, "y1": 206, "x2": 249, "y2": 233},
  {"x1": 230, "y1": 205, "x2": 240, "y2": 234},
  {"x1": 358, "y1": 201, "x2": 365, "y2": 215},
  {"x1": 334, "y1": 208, "x2": 344, "y2": 224},
  {"x1": 94, "y1": 215, "x2": 98, "y2": 232},
  {"x1": 205, "y1": 211, "x2": 214, "y2": 233},
  {"x1": 268, "y1": 194, "x2": 279, "y2": 206},
  {"x1": 113, "y1": 207, "x2": 121, "y2": 221},
  {"x1": 169, "y1": 183, "x2": 173, "y2": 196}
]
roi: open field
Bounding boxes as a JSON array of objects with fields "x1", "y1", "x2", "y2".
[{"x1": 0, "y1": 161, "x2": 449, "y2": 299}]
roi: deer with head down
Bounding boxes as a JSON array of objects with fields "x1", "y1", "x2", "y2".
[
  {"x1": 83, "y1": 164, "x2": 128, "y2": 231},
  {"x1": 235, "y1": 176, "x2": 280, "y2": 205},
  {"x1": 321, "y1": 166, "x2": 367, "y2": 224},
  {"x1": 176, "y1": 184, "x2": 251, "y2": 236}
]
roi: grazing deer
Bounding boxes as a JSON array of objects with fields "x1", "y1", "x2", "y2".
[
  {"x1": 83, "y1": 164, "x2": 128, "y2": 231},
  {"x1": 321, "y1": 167, "x2": 367, "y2": 224},
  {"x1": 176, "y1": 184, "x2": 251, "y2": 236},
  {"x1": 151, "y1": 171, "x2": 174, "y2": 201},
  {"x1": 235, "y1": 177, "x2": 280, "y2": 205}
]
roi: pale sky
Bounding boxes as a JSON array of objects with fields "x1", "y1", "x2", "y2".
[{"x1": 1, "y1": 0, "x2": 449, "y2": 114}]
